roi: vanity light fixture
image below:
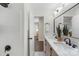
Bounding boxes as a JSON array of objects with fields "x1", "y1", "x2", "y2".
[
  {"x1": 54, "y1": 7, "x2": 63, "y2": 16},
  {"x1": 56, "y1": 7, "x2": 63, "y2": 12}
]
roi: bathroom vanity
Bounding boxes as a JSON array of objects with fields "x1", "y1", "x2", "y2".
[{"x1": 44, "y1": 34, "x2": 79, "y2": 56}]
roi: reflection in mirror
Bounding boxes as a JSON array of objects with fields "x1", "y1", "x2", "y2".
[
  {"x1": 55, "y1": 15, "x2": 63, "y2": 36},
  {"x1": 63, "y1": 16, "x2": 72, "y2": 30},
  {"x1": 54, "y1": 4, "x2": 79, "y2": 38},
  {"x1": 63, "y1": 16, "x2": 72, "y2": 37},
  {"x1": 63, "y1": 4, "x2": 79, "y2": 38}
]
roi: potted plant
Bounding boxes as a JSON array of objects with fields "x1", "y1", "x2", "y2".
[
  {"x1": 62, "y1": 24, "x2": 69, "y2": 40},
  {"x1": 69, "y1": 31, "x2": 72, "y2": 37},
  {"x1": 56, "y1": 25, "x2": 62, "y2": 41},
  {"x1": 63, "y1": 24, "x2": 69, "y2": 36}
]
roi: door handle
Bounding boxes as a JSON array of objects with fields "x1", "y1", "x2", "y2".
[{"x1": 28, "y1": 38, "x2": 32, "y2": 40}]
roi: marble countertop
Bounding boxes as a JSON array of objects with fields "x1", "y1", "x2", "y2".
[{"x1": 44, "y1": 34, "x2": 79, "y2": 56}]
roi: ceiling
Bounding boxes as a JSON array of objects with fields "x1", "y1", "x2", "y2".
[{"x1": 29, "y1": 3, "x2": 63, "y2": 16}]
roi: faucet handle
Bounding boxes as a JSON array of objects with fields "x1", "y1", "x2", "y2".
[
  {"x1": 72, "y1": 44, "x2": 77, "y2": 48},
  {"x1": 65, "y1": 41, "x2": 72, "y2": 46},
  {"x1": 69, "y1": 43, "x2": 72, "y2": 46},
  {"x1": 64, "y1": 38, "x2": 72, "y2": 46},
  {"x1": 65, "y1": 41, "x2": 68, "y2": 44}
]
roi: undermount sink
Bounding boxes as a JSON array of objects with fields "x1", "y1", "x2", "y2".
[
  {"x1": 62, "y1": 42, "x2": 77, "y2": 48},
  {"x1": 61, "y1": 42, "x2": 79, "y2": 55},
  {"x1": 54, "y1": 41, "x2": 79, "y2": 51}
]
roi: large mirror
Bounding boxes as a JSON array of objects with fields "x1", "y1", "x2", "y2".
[
  {"x1": 55, "y1": 4, "x2": 79, "y2": 38},
  {"x1": 63, "y1": 4, "x2": 79, "y2": 38}
]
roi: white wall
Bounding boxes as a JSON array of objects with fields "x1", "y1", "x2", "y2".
[
  {"x1": 0, "y1": 3, "x2": 24, "y2": 56},
  {"x1": 72, "y1": 4, "x2": 79, "y2": 38},
  {"x1": 44, "y1": 11, "x2": 55, "y2": 36},
  {"x1": 28, "y1": 3, "x2": 64, "y2": 37}
]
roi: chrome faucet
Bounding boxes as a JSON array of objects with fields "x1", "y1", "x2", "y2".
[
  {"x1": 64, "y1": 38, "x2": 77, "y2": 48},
  {"x1": 64, "y1": 38, "x2": 72, "y2": 46}
]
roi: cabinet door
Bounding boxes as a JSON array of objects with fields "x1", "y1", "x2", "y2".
[
  {"x1": 51, "y1": 48, "x2": 58, "y2": 56},
  {"x1": 45, "y1": 40, "x2": 51, "y2": 56},
  {"x1": 44, "y1": 39, "x2": 58, "y2": 56}
]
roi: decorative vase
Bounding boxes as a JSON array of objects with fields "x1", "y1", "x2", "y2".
[{"x1": 57, "y1": 36, "x2": 62, "y2": 42}]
